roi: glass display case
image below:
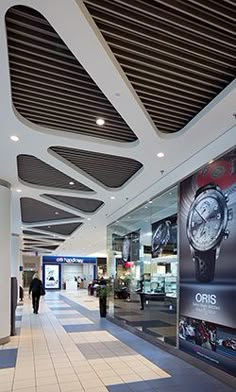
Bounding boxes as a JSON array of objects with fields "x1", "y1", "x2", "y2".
[{"x1": 165, "y1": 275, "x2": 177, "y2": 294}]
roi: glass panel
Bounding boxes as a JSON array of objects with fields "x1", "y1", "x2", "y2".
[{"x1": 107, "y1": 186, "x2": 178, "y2": 347}]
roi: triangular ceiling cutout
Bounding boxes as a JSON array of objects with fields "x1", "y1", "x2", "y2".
[
  {"x1": 6, "y1": 5, "x2": 137, "y2": 142},
  {"x1": 32, "y1": 222, "x2": 83, "y2": 236},
  {"x1": 17, "y1": 155, "x2": 93, "y2": 192},
  {"x1": 20, "y1": 197, "x2": 81, "y2": 223},
  {"x1": 49, "y1": 146, "x2": 143, "y2": 188},
  {"x1": 43, "y1": 194, "x2": 104, "y2": 213}
]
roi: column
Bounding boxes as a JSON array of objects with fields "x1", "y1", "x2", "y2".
[
  {"x1": 0, "y1": 180, "x2": 11, "y2": 344},
  {"x1": 11, "y1": 233, "x2": 21, "y2": 299}
]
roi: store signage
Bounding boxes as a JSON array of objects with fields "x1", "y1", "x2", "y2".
[
  {"x1": 43, "y1": 256, "x2": 96, "y2": 264},
  {"x1": 179, "y1": 147, "x2": 236, "y2": 376}
]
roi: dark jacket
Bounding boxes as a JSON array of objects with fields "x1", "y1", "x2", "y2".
[{"x1": 29, "y1": 278, "x2": 42, "y2": 295}]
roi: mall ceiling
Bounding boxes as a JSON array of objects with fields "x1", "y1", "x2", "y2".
[{"x1": 0, "y1": 0, "x2": 235, "y2": 256}]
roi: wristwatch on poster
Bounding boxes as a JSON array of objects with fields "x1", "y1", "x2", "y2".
[
  {"x1": 152, "y1": 220, "x2": 171, "y2": 257},
  {"x1": 186, "y1": 183, "x2": 232, "y2": 283},
  {"x1": 122, "y1": 237, "x2": 130, "y2": 262}
]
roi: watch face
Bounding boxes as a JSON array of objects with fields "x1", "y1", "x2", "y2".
[
  {"x1": 187, "y1": 188, "x2": 228, "y2": 251},
  {"x1": 122, "y1": 237, "x2": 130, "y2": 261},
  {"x1": 152, "y1": 221, "x2": 170, "y2": 253}
]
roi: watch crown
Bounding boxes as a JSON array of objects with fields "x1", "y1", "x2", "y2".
[{"x1": 224, "y1": 230, "x2": 229, "y2": 240}]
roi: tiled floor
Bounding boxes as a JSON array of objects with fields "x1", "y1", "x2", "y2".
[{"x1": 0, "y1": 290, "x2": 235, "y2": 392}]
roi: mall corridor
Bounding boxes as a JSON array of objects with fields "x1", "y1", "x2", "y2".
[{"x1": 0, "y1": 291, "x2": 234, "y2": 392}]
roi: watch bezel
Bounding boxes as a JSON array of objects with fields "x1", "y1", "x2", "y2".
[{"x1": 187, "y1": 187, "x2": 228, "y2": 252}]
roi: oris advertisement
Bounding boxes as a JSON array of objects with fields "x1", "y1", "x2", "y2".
[
  {"x1": 122, "y1": 230, "x2": 140, "y2": 263},
  {"x1": 179, "y1": 147, "x2": 236, "y2": 375},
  {"x1": 151, "y1": 215, "x2": 177, "y2": 258}
]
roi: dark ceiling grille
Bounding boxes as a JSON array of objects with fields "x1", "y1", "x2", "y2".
[
  {"x1": 17, "y1": 155, "x2": 93, "y2": 192},
  {"x1": 33, "y1": 222, "x2": 83, "y2": 235},
  {"x1": 20, "y1": 197, "x2": 80, "y2": 223},
  {"x1": 36, "y1": 245, "x2": 59, "y2": 250},
  {"x1": 43, "y1": 194, "x2": 104, "y2": 213},
  {"x1": 6, "y1": 5, "x2": 137, "y2": 143},
  {"x1": 23, "y1": 230, "x2": 48, "y2": 236},
  {"x1": 23, "y1": 237, "x2": 42, "y2": 242},
  {"x1": 50, "y1": 146, "x2": 143, "y2": 188},
  {"x1": 84, "y1": 0, "x2": 236, "y2": 133}
]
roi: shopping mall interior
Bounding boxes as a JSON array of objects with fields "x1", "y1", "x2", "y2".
[{"x1": 0, "y1": 1, "x2": 236, "y2": 391}]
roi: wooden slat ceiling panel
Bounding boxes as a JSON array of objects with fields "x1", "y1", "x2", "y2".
[
  {"x1": 84, "y1": 0, "x2": 236, "y2": 133},
  {"x1": 20, "y1": 197, "x2": 80, "y2": 223},
  {"x1": 6, "y1": 5, "x2": 137, "y2": 142},
  {"x1": 43, "y1": 194, "x2": 104, "y2": 213},
  {"x1": 50, "y1": 146, "x2": 143, "y2": 188},
  {"x1": 17, "y1": 155, "x2": 93, "y2": 192}
]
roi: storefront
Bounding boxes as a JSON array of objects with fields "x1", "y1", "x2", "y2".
[
  {"x1": 42, "y1": 255, "x2": 97, "y2": 290},
  {"x1": 107, "y1": 146, "x2": 236, "y2": 377},
  {"x1": 107, "y1": 186, "x2": 178, "y2": 347}
]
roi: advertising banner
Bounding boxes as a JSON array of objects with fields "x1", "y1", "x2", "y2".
[
  {"x1": 121, "y1": 230, "x2": 140, "y2": 262},
  {"x1": 151, "y1": 214, "x2": 177, "y2": 258},
  {"x1": 179, "y1": 147, "x2": 236, "y2": 375},
  {"x1": 43, "y1": 264, "x2": 60, "y2": 289}
]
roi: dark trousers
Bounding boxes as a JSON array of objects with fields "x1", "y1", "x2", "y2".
[
  {"x1": 139, "y1": 293, "x2": 144, "y2": 310},
  {"x1": 32, "y1": 292, "x2": 40, "y2": 313}
]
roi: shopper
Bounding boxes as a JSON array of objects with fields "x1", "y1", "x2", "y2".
[
  {"x1": 29, "y1": 273, "x2": 43, "y2": 314},
  {"x1": 136, "y1": 275, "x2": 144, "y2": 310}
]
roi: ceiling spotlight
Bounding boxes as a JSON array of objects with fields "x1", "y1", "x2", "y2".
[
  {"x1": 157, "y1": 152, "x2": 164, "y2": 158},
  {"x1": 16, "y1": 189, "x2": 22, "y2": 193},
  {"x1": 96, "y1": 118, "x2": 105, "y2": 126},
  {"x1": 148, "y1": 200, "x2": 152, "y2": 204},
  {"x1": 110, "y1": 196, "x2": 116, "y2": 200},
  {"x1": 208, "y1": 160, "x2": 214, "y2": 164},
  {"x1": 10, "y1": 135, "x2": 19, "y2": 142},
  {"x1": 69, "y1": 181, "x2": 75, "y2": 185}
]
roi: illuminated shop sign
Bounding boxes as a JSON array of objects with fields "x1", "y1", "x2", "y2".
[{"x1": 43, "y1": 256, "x2": 96, "y2": 264}]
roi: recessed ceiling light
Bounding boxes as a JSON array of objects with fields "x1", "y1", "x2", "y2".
[
  {"x1": 157, "y1": 152, "x2": 164, "y2": 158},
  {"x1": 148, "y1": 200, "x2": 152, "y2": 204},
  {"x1": 10, "y1": 135, "x2": 19, "y2": 142},
  {"x1": 55, "y1": 212, "x2": 59, "y2": 215},
  {"x1": 69, "y1": 181, "x2": 75, "y2": 185},
  {"x1": 96, "y1": 118, "x2": 105, "y2": 126},
  {"x1": 145, "y1": 206, "x2": 148, "y2": 209},
  {"x1": 87, "y1": 218, "x2": 91, "y2": 221},
  {"x1": 16, "y1": 189, "x2": 22, "y2": 193},
  {"x1": 110, "y1": 196, "x2": 116, "y2": 200}
]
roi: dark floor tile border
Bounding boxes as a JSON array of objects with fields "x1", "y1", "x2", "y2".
[
  {"x1": 107, "y1": 315, "x2": 236, "y2": 390},
  {"x1": 0, "y1": 349, "x2": 18, "y2": 369},
  {"x1": 59, "y1": 294, "x2": 236, "y2": 389}
]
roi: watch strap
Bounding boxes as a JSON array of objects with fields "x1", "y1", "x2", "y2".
[{"x1": 194, "y1": 249, "x2": 216, "y2": 283}]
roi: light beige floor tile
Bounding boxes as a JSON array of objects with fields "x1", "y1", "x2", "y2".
[
  {"x1": 100, "y1": 376, "x2": 124, "y2": 385},
  {"x1": 36, "y1": 385, "x2": 60, "y2": 392},
  {"x1": 0, "y1": 382, "x2": 12, "y2": 392},
  {"x1": 36, "y1": 376, "x2": 58, "y2": 386},
  {"x1": 60, "y1": 381, "x2": 83, "y2": 392}
]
